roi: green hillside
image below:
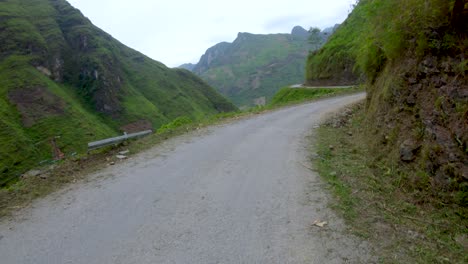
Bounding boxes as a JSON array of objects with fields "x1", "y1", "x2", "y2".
[
  {"x1": 308, "y1": 0, "x2": 467, "y2": 187},
  {"x1": 305, "y1": 9, "x2": 364, "y2": 85},
  {"x1": 307, "y1": 1, "x2": 467, "y2": 260},
  {"x1": 192, "y1": 26, "x2": 331, "y2": 107},
  {"x1": 0, "y1": 0, "x2": 236, "y2": 185}
]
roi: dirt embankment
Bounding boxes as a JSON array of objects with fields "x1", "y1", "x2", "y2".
[
  {"x1": 305, "y1": 64, "x2": 360, "y2": 87},
  {"x1": 367, "y1": 54, "x2": 467, "y2": 193},
  {"x1": 404, "y1": 56, "x2": 467, "y2": 183}
]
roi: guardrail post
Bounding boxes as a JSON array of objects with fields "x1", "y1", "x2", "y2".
[{"x1": 87, "y1": 130, "x2": 153, "y2": 151}]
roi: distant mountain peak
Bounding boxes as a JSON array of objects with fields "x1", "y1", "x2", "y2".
[
  {"x1": 291, "y1": 26, "x2": 309, "y2": 38},
  {"x1": 177, "y1": 63, "x2": 196, "y2": 71}
]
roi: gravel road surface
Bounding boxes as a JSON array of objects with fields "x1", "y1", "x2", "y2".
[{"x1": 0, "y1": 93, "x2": 374, "y2": 264}]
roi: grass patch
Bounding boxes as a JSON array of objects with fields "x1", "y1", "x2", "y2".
[
  {"x1": 306, "y1": 0, "x2": 462, "y2": 84},
  {"x1": 156, "y1": 116, "x2": 193, "y2": 134},
  {"x1": 314, "y1": 103, "x2": 468, "y2": 263},
  {"x1": 270, "y1": 86, "x2": 364, "y2": 106}
]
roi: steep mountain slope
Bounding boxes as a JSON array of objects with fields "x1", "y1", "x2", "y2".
[
  {"x1": 191, "y1": 26, "x2": 331, "y2": 106},
  {"x1": 305, "y1": 11, "x2": 363, "y2": 85},
  {"x1": 307, "y1": 0, "x2": 467, "y2": 201},
  {"x1": 0, "y1": 0, "x2": 236, "y2": 185}
]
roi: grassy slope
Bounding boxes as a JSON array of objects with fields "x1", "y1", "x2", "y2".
[
  {"x1": 195, "y1": 33, "x2": 315, "y2": 106},
  {"x1": 0, "y1": 55, "x2": 117, "y2": 185},
  {"x1": 305, "y1": 4, "x2": 364, "y2": 85},
  {"x1": 0, "y1": 0, "x2": 236, "y2": 185},
  {"x1": 315, "y1": 105, "x2": 467, "y2": 263},
  {"x1": 308, "y1": 0, "x2": 467, "y2": 198},
  {"x1": 270, "y1": 86, "x2": 363, "y2": 106},
  {"x1": 345, "y1": 0, "x2": 467, "y2": 186},
  {"x1": 308, "y1": 0, "x2": 467, "y2": 262}
]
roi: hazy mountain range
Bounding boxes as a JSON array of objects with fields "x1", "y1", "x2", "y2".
[{"x1": 180, "y1": 25, "x2": 337, "y2": 106}]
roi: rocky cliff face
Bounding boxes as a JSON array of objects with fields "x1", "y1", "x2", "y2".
[
  {"x1": 368, "y1": 54, "x2": 468, "y2": 185},
  {"x1": 364, "y1": 1, "x2": 467, "y2": 189},
  {"x1": 192, "y1": 42, "x2": 231, "y2": 74}
]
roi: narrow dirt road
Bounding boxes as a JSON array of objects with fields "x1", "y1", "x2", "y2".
[{"x1": 0, "y1": 93, "x2": 373, "y2": 264}]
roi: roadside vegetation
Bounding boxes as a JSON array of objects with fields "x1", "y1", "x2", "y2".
[
  {"x1": 270, "y1": 86, "x2": 362, "y2": 106},
  {"x1": 307, "y1": 0, "x2": 467, "y2": 186},
  {"x1": 306, "y1": 0, "x2": 467, "y2": 85},
  {"x1": 314, "y1": 104, "x2": 467, "y2": 263}
]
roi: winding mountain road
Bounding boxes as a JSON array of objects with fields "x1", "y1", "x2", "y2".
[{"x1": 0, "y1": 93, "x2": 374, "y2": 263}]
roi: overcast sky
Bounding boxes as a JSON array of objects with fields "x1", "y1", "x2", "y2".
[{"x1": 66, "y1": 0, "x2": 355, "y2": 67}]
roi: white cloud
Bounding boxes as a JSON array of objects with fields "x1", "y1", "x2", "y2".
[{"x1": 67, "y1": 0, "x2": 354, "y2": 67}]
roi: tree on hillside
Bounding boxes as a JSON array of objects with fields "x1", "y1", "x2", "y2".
[{"x1": 308, "y1": 27, "x2": 323, "y2": 50}]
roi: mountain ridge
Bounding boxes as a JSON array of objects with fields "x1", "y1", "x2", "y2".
[{"x1": 185, "y1": 26, "x2": 334, "y2": 106}]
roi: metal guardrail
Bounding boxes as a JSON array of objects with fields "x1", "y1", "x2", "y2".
[{"x1": 87, "y1": 130, "x2": 153, "y2": 151}]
